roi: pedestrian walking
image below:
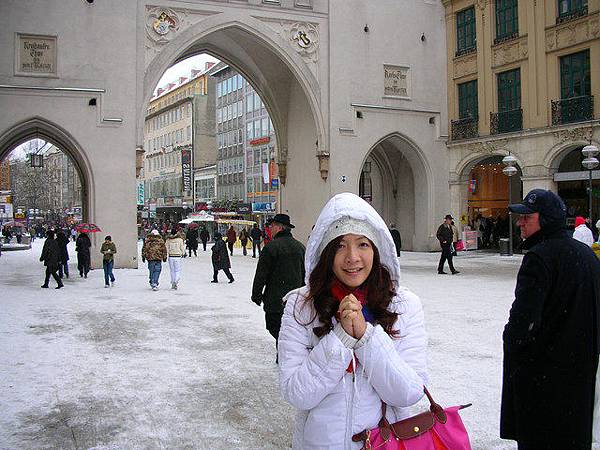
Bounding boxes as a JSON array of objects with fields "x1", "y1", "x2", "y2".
[
  {"x1": 100, "y1": 235, "x2": 117, "y2": 288},
  {"x1": 251, "y1": 213, "x2": 305, "y2": 361},
  {"x1": 75, "y1": 232, "x2": 91, "y2": 278},
  {"x1": 573, "y1": 215, "x2": 594, "y2": 247},
  {"x1": 250, "y1": 223, "x2": 262, "y2": 258},
  {"x1": 211, "y1": 232, "x2": 234, "y2": 283},
  {"x1": 40, "y1": 230, "x2": 63, "y2": 289},
  {"x1": 389, "y1": 223, "x2": 402, "y2": 257},
  {"x1": 436, "y1": 214, "x2": 459, "y2": 274},
  {"x1": 501, "y1": 189, "x2": 600, "y2": 449},
  {"x1": 70, "y1": 227, "x2": 77, "y2": 242},
  {"x1": 186, "y1": 226, "x2": 199, "y2": 257},
  {"x1": 226, "y1": 226, "x2": 236, "y2": 256},
  {"x1": 166, "y1": 228, "x2": 185, "y2": 289},
  {"x1": 141, "y1": 229, "x2": 167, "y2": 291},
  {"x1": 55, "y1": 230, "x2": 70, "y2": 279},
  {"x1": 278, "y1": 193, "x2": 428, "y2": 448},
  {"x1": 239, "y1": 227, "x2": 249, "y2": 256},
  {"x1": 199, "y1": 227, "x2": 209, "y2": 252},
  {"x1": 15, "y1": 227, "x2": 22, "y2": 244}
]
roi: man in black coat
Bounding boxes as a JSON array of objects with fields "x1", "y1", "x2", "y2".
[
  {"x1": 75, "y1": 232, "x2": 92, "y2": 278},
  {"x1": 436, "y1": 214, "x2": 459, "y2": 274},
  {"x1": 199, "y1": 227, "x2": 209, "y2": 252},
  {"x1": 40, "y1": 230, "x2": 63, "y2": 289},
  {"x1": 501, "y1": 189, "x2": 600, "y2": 449},
  {"x1": 389, "y1": 223, "x2": 402, "y2": 257},
  {"x1": 211, "y1": 232, "x2": 234, "y2": 283},
  {"x1": 250, "y1": 223, "x2": 263, "y2": 258},
  {"x1": 186, "y1": 226, "x2": 199, "y2": 257},
  {"x1": 251, "y1": 214, "x2": 305, "y2": 360}
]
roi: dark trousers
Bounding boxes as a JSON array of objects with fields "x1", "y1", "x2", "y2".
[
  {"x1": 227, "y1": 241, "x2": 234, "y2": 255},
  {"x1": 44, "y1": 266, "x2": 62, "y2": 287},
  {"x1": 58, "y1": 261, "x2": 69, "y2": 278},
  {"x1": 188, "y1": 246, "x2": 197, "y2": 257},
  {"x1": 438, "y1": 243, "x2": 456, "y2": 273},
  {"x1": 265, "y1": 311, "x2": 282, "y2": 342},
  {"x1": 241, "y1": 241, "x2": 247, "y2": 256},
  {"x1": 201, "y1": 240, "x2": 207, "y2": 251},
  {"x1": 213, "y1": 267, "x2": 233, "y2": 282},
  {"x1": 252, "y1": 242, "x2": 261, "y2": 258}
]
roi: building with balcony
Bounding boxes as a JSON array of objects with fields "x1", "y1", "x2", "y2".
[
  {"x1": 444, "y1": 0, "x2": 599, "y2": 223},
  {"x1": 142, "y1": 63, "x2": 215, "y2": 222}
]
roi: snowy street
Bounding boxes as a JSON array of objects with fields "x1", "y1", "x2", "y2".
[{"x1": 0, "y1": 239, "x2": 522, "y2": 449}]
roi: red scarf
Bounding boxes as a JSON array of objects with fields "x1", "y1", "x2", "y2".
[{"x1": 331, "y1": 278, "x2": 368, "y2": 373}]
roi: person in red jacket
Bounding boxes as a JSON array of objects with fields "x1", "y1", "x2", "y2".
[{"x1": 226, "y1": 226, "x2": 237, "y2": 256}]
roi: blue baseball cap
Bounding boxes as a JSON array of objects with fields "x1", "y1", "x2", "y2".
[{"x1": 508, "y1": 189, "x2": 566, "y2": 220}]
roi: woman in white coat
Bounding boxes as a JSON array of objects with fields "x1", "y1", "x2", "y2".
[{"x1": 279, "y1": 192, "x2": 428, "y2": 449}]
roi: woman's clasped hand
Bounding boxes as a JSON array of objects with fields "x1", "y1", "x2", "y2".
[{"x1": 338, "y1": 293, "x2": 367, "y2": 339}]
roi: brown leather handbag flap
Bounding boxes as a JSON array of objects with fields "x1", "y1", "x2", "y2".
[{"x1": 390, "y1": 411, "x2": 435, "y2": 439}]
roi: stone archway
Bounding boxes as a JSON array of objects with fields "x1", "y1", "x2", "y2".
[
  {"x1": 359, "y1": 133, "x2": 431, "y2": 251},
  {"x1": 140, "y1": 12, "x2": 328, "y2": 241},
  {"x1": 0, "y1": 117, "x2": 93, "y2": 223}
]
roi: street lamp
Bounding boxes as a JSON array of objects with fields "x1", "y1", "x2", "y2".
[
  {"x1": 582, "y1": 144, "x2": 599, "y2": 224},
  {"x1": 502, "y1": 154, "x2": 518, "y2": 256}
]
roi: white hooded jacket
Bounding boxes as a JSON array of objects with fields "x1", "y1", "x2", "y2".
[
  {"x1": 279, "y1": 193, "x2": 428, "y2": 449},
  {"x1": 573, "y1": 224, "x2": 594, "y2": 247}
]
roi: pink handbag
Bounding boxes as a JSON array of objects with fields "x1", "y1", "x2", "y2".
[{"x1": 352, "y1": 388, "x2": 472, "y2": 450}]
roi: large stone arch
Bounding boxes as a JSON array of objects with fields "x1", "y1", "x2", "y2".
[
  {"x1": 0, "y1": 117, "x2": 94, "y2": 223},
  {"x1": 545, "y1": 139, "x2": 600, "y2": 171},
  {"x1": 139, "y1": 11, "x2": 328, "y2": 240},
  {"x1": 359, "y1": 132, "x2": 433, "y2": 251}
]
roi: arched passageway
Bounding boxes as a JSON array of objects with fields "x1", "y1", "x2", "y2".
[
  {"x1": 359, "y1": 134, "x2": 430, "y2": 251},
  {"x1": 141, "y1": 14, "x2": 328, "y2": 240}
]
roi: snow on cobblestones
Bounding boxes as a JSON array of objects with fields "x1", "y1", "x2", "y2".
[{"x1": 0, "y1": 240, "x2": 523, "y2": 449}]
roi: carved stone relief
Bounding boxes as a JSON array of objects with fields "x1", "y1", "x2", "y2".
[
  {"x1": 553, "y1": 127, "x2": 592, "y2": 143},
  {"x1": 492, "y1": 36, "x2": 528, "y2": 68},
  {"x1": 545, "y1": 12, "x2": 600, "y2": 53},
  {"x1": 453, "y1": 53, "x2": 477, "y2": 79}
]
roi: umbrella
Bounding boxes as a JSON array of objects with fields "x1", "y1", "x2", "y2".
[
  {"x1": 75, "y1": 223, "x2": 102, "y2": 233},
  {"x1": 188, "y1": 222, "x2": 199, "y2": 229}
]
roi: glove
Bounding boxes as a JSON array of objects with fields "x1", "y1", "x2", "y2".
[
  {"x1": 252, "y1": 298, "x2": 262, "y2": 306},
  {"x1": 142, "y1": 258, "x2": 145, "y2": 263}
]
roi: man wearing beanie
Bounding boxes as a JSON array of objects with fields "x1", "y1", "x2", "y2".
[
  {"x1": 251, "y1": 214, "x2": 305, "y2": 362},
  {"x1": 573, "y1": 215, "x2": 594, "y2": 247},
  {"x1": 500, "y1": 189, "x2": 600, "y2": 448}
]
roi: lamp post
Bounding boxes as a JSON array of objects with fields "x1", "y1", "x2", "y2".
[
  {"x1": 502, "y1": 154, "x2": 518, "y2": 256},
  {"x1": 582, "y1": 144, "x2": 599, "y2": 225}
]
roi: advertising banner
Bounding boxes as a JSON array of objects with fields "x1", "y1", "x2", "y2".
[
  {"x1": 236, "y1": 203, "x2": 252, "y2": 214},
  {"x1": 181, "y1": 146, "x2": 192, "y2": 196},
  {"x1": 137, "y1": 181, "x2": 145, "y2": 206}
]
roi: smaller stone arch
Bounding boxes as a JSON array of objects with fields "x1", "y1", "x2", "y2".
[
  {"x1": 359, "y1": 132, "x2": 432, "y2": 251},
  {"x1": 455, "y1": 150, "x2": 520, "y2": 181},
  {"x1": 545, "y1": 139, "x2": 600, "y2": 172},
  {"x1": 0, "y1": 117, "x2": 94, "y2": 222}
]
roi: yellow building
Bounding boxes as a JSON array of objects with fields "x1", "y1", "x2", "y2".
[{"x1": 444, "y1": 0, "x2": 600, "y2": 224}]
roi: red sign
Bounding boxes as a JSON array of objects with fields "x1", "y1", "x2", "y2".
[{"x1": 249, "y1": 136, "x2": 271, "y2": 146}]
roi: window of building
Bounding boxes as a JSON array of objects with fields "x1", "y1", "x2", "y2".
[
  {"x1": 254, "y1": 93, "x2": 261, "y2": 111},
  {"x1": 558, "y1": 0, "x2": 588, "y2": 18},
  {"x1": 497, "y1": 69, "x2": 521, "y2": 111},
  {"x1": 456, "y1": 7, "x2": 476, "y2": 55},
  {"x1": 262, "y1": 118, "x2": 268, "y2": 137},
  {"x1": 238, "y1": 100, "x2": 243, "y2": 117},
  {"x1": 246, "y1": 122, "x2": 253, "y2": 140},
  {"x1": 246, "y1": 94, "x2": 253, "y2": 114},
  {"x1": 457, "y1": 80, "x2": 478, "y2": 119},
  {"x1": 560, "y1": 50, "x2": 591, "y2": 99},
  {"x1": 495, "y1": 0, "x2": 518, "y2": 42},
  {"x1": 187, "y1": 126, "x2": 191, "y2": 141}
]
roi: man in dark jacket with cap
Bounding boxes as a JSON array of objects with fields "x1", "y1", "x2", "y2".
[
  {"x1": 501, "y1": 189, "x2": 600, "y2": 449},
  {"x1": 436, "y1": 214, "x2": 459, "y2": 274},
  {"x1": 251, "y1": 214, "x2": 305, "y2": 360}
]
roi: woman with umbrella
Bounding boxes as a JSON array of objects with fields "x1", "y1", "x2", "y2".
[{"x1": 75, "y1": 231, "x2": 92, "y2": 278}]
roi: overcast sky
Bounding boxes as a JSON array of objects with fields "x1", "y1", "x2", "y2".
[{"x1": 7, "y1": 54, "x2": 221, "y2": 161}]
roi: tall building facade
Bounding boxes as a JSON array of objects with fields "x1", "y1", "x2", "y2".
[
  {"x1": 143, "y1": 65, "x2": 215, "y2": 222},
  {"x1": 211, "y1": 63, "x2": 278, "y2": 212},
  {"x1": 444, "y1": 0, "x2": 600, "y2": 224}
]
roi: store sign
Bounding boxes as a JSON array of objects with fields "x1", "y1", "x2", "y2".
[
  {"x1": 236, "y1": 203, "x2": 252, "y2": 214},
  {"x1": 137, "y1": 181, "x2": 145, "y2": 206},
  {"x1": 383, "y1": 65, "x2": 410, "y2": 98},
  {"x1": 181, "y1": 147, "x2": 192, "y2": 196},
  {"x1": 252, "y1": 202, "x2": 275, "y2": 212},
  {"x1": 16, "y1": 34, "x2": 57, "y2": 77},
  {"x1": 249, "y1": 136, "x2": 271, "y2": 146},
  {"x1": 271, "y1": 178, "x2": 279, "y2": 189}
]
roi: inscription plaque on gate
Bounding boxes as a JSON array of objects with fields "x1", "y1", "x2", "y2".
[
  {"x1": 383, "y1": 65, "x2": 410, "y2": 99},
  {"x1": 15, "y1": 33, "x2": 57, "y2": 77}
]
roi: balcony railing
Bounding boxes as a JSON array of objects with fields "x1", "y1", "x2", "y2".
[
  {"x1": 490, "y1": 108, "x2": 523, "y2": 134},
  {"x1": 556, "y1": 5, "x2": 588, "y2": 24},
  {"x1": 451, "y1": 117, "x2": 479, "y2": 140},
  {"x1": 455, "y1": 45, "x2": 476, "y2": 58},
  {"x1": 493, "y1": 31, "x2": 519, "y2": 46},
  {"x1": 551, "y1": 95, "x2": 594, "y2": 125}
]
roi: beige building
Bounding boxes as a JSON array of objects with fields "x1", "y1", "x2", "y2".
[
  {"x1": 143, "y1": 66, "x2": 215, "y2": 222},
  {"x1": 444, "y1": 0, "x2": 600, "y2": 224}
]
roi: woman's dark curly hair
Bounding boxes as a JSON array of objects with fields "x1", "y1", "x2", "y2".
[{"x1": 297, "y1": 235, "x2": 398, "y2": 338}]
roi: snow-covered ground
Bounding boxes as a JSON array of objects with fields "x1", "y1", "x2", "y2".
[{"x1": 0, "y1": 239, "x2": 523, "y2": 449}]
